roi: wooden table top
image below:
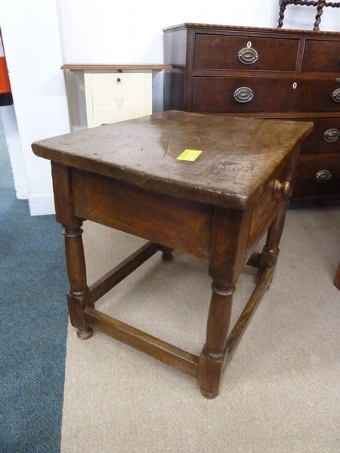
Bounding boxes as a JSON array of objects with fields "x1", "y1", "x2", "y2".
[{"x1": 32, "y1": 111, "x2": 313, "y2": 209}]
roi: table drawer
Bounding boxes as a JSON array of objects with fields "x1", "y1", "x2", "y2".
[
  {"x1": 250, "y1": 153, "x2": 295, "y2": 244},
  {"x1": 293, "y1": 154, "x2": 340, "y2": 198},
  {"x1": 193, "y1": 34, "x2": 299, "y2": 71},
  {"x1": 302, "y1": 39, "x2": 340, "y2": 73},
  {"x1": 299, "y1": 118, "x2": 340, "y2": 154}
]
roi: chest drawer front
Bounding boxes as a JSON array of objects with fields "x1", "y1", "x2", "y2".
[
  {"x1": 299, "y1": 118, "x2": 340, "y2": 154},
  {"x1": 192, "y1": 77, "x2": 299, "y2": 113},
  {"x1": 193, "y1": 34, "x2": 300, "y2": 71},
  {"x1": 293, "y1": 154, "x2": 340, "y2": 198},
  {"x1": 302, "y1": 39, "x2": 340, "y2": 73},
  {"x1": 192, "y1": 77, "x2": 340, "y2": 113},
  {"x1": 295, "y1": 79, "x2": 340, "y2": 112}
]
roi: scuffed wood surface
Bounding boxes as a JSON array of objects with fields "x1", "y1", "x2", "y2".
[{"x1": 32, "y1": 111, "x2": 313, "y2": 209}]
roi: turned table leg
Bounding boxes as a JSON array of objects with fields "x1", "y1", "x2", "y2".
[
  {"x1": 198, "y1": 207, "x2": 252, "y2": 398},
  {"x1": 197, "y1": 283, "x2": 234, "y2": 398},
  {"x1": 257, "y1": 202, "x2": 288, "y2": 283},
  {"x1": 63, "y1": 222, "x2": 93, "y2": 340},
  {"x1": 334, "y1": 263, "x2": 340, "y2": 289},
  {"x1": 51, "y1": 161, "x2": 93, "y2": 340}
]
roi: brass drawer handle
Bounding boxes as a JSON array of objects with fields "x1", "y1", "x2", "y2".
[
  {"x1": 234, "y1": 87, "x2": 254, "y2": 103},
  {"x1": 332, "y1": 88, "x2": 340, "y2": 103},
  {"x1": 238, "y1": 47, "x2": 258, "y2": 64},
  {"x1": 324, "y1": 128, "x2": 340, "y2": 142},
  {"x1": 273, "y1": 180, "x2": 291, "y2": 196},
  {"x1": 316, "y1": 170, "x2": 332, "y2": 182}
]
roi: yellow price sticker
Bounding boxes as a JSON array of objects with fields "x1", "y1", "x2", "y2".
[{"x1": 176, "y1": 149, "x2": 202, "y2": 161}]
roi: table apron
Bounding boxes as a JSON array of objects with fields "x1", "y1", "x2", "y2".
[{"x1": 72, "y1": 168, "x2": 214, "y2": 259}]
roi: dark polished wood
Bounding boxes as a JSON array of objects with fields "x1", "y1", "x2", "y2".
[
  {"x1": 32, "y1": 111, "x2": 312, "y2": 398},
  {"x1": 334, "y1": 263, "x2": 340, "y2": 288},
  {"x1": 278, "y1": 0, "x2": 340, "y2": 31},
  {"x1": 163, "y1": 23, "x2": 340, "y2": 201}
]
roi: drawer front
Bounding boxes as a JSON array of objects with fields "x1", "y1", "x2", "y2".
[
  {"x1": 192, "y1": 77, "x2": 340, "y2": 113},
  {"x1": 295, "y1": 78, "x2": 340, "y2": 112},
  {"x1": 193, "y1": 34, "x2": 300, "y2": 71},
  {"x1": 293, "y1": 154, "x2": 340, "y2": 198},
  {"x1": 250, "y1": 153, "x2": 295, "y2": 242},
  {"x1": 299, "y1": 118, "x2": 340, "y2": 154},
  {"x1": 193, "y1": 77, "x2": 299, "y2": 113},
  {"x1": 302, "y1": 39, "x2": 340, "y2": 73}
]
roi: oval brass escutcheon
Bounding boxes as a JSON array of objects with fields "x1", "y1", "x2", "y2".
[
  {"x1": 234, "y1": 87, "x2": 254, "y2": 103},
  {"x1": 332, "y1": 88, "x2": 340, "y2": 103},
  {"x1": 238, "y1": 47, "x2": 258, "y2": 64},
  {"x1": 316, "y1": 170, "x2": 332, "y2": 182},
  {"x1": 324, "y1": 128, "x2": 340, "y2": 142}
]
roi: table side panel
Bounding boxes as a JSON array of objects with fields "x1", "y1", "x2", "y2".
[{"x1": 71, "y1": 168, "x2": 213, "y2": 259}]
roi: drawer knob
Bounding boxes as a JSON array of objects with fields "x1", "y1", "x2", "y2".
[
  {"x1": 238, "y1": 47, "x2": 258, "y2": 64},
  {"x1": 324, "y1": 128, "x2": 340, "y2": 142},
  {"x1": 332, "y1": 88, "x2": 340, "y2": 103},
  {"x1": 234, "y1": 87, "x2": 254, "y2": 103},
  {"x1": 273, "y1": 180, "x2": 291, "y2": 196},
  {"x1": 117, "y1": 78, "x2": 121, "y2": 82},
  {"x1": 316, "y1": 170, "x2": 332, "y2": 182}
]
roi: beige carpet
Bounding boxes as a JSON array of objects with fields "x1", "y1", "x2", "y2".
[{"x1": 60, "y1": 206, "x2": 340, "y2": 453}]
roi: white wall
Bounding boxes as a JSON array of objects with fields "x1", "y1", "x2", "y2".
[
  {"x1": 0, "y1": 104, "x2": 29, "y2": 199},
  {"x1": 56, "y1": 0, "x2": 340, "y2": 64},
  {"x1": 1, "y1": 0, "x2": 70, "y2": 215},
  {"x1": 1, "y1": 0, "x2": 340, "y2": 215}
]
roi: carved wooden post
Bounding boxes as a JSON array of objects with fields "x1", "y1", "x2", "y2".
[
  {"x1": 51, "y1": 161, "x2": 93, "y2": 339},
  {"x1": 314, "y1": 0, "x2": 326, "y2": 30},
  {"x1": 278, "y1": 0, "x2": 287, "y2": 28},
  {"x1": 198, "y1": 207, "x2": 252, "y2": 398},
  {"x1": 257, "y1": 201, "x2": 288, "y2": 282},
  {"x1": 64, "y1": 223, "x2": 93, "y2": 340}
]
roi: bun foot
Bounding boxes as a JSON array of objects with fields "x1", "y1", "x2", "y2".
[
  {"x1": 200, "y1": 388, "x2": 218, "y2": 399},
  {"x1": 77, "y1": 327, "x2": 93, "y2": 340},
  {"x1": 161, "y1": 246, "x2": 174, "y2": 262}
]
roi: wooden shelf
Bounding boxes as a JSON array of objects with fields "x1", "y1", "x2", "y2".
[{"x1": 61, "y1": 64, "x2": 172, "y2": 71}]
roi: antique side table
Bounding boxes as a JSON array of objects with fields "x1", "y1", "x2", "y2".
[{"x1": 32, "y1": 111, "x2": 312, "y2": 398}]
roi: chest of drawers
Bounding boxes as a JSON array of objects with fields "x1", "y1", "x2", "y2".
[{"x1": 163, "y1": 23, "x2": 340, "y2": 200}]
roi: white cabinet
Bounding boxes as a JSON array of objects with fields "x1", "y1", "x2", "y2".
[
  {"x1": 84, "y1": 70, "x2": 152, "y2": 128},
  {"x1": 62, "y1": 64, "x2": 171, "y2": 129}
]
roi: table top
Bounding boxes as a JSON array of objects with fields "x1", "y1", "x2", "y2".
[{"x1": 32, "y1": 111, "x2": 313, "y2": 209}]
